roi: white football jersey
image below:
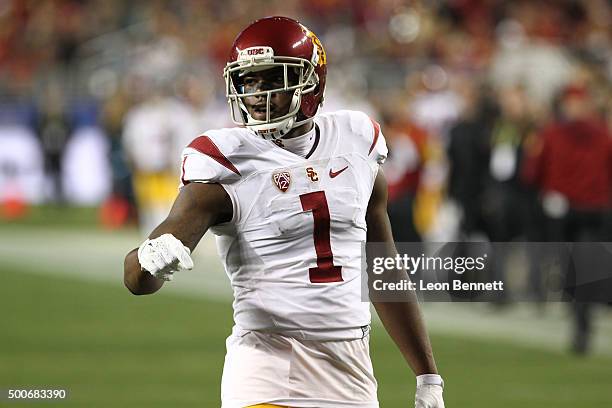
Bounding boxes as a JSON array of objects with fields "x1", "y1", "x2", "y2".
[{"x1": 180, "y1": 110, "x2": 388, "y2": 340}]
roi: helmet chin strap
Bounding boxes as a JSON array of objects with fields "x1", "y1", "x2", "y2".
[{"x1": 246, "y1": 115, "x2": 295, "y2": 140}]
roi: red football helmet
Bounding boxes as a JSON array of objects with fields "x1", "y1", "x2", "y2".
[{"x1": 223, "y1": 16, "x2": 327, "y2": 139}]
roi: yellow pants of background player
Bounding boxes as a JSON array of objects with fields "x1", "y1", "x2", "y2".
[
  {"x1": 132, "y1": 171, "x2": 178, "y2": 234},
  {"x1": 247, "y1": 405, "x2": 290, "y2": 408},
  {"x1": 132, "y1": 171, "x2": 178, "y2": 210}
]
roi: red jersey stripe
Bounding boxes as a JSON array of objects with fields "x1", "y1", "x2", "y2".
[
  {"x1": 368, "y1": 118, "x2": 380, "y2": 155},
  {"x1": 187, "y1": 135, "x2": 241, "y2": 176},
  {"x1": 180, "y1": 155, "x2": 188, "y2": 185}
]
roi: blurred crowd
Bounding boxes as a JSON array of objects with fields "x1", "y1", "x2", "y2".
[{"x1": 1, "y1": 0, "x2": 611, "y2": 240}]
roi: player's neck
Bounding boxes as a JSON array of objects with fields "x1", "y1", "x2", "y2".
[
  {"x1": 283, "y1": 120, "x2": 314, "y2": 139},
  {"x1": 275, "y1": 122, "x2": 317, "y2": 157}
]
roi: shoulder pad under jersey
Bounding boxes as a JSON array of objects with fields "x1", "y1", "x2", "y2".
[
  {"x1": 323, "y1": 110, "x2": 388, "y2": 164},
  {"x1": 179, "y1": 128, "x2": 245, "y2": 186}
]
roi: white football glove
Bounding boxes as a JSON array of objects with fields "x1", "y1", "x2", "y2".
[
  {"x1": 415, "y1": 374, "x2": 445, "y2": 408},
  {"x1": 137, "y1": 233, "x2": 194, "y2": 281}
]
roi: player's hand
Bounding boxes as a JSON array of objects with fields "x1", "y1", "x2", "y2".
[
  {"x1": 137, "y1": 234, "x2": 194, "y2": 281},
  {"x1": 415, "y1": 374, "x2": 445, "y2": 408}
]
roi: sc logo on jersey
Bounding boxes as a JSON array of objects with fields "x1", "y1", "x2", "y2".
[
  {"x1": 306, "y1": 167, "x2": 318, "y2": 182},
  {"x1": 272, "y1": 170, "x2": 292, "y2": 193}
]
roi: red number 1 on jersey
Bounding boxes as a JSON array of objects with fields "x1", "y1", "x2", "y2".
[{"x1": 300, "y1": 191, "x2": 343, "y2": 283}]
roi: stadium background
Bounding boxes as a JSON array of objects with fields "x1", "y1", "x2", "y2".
[{"x1": 1, "y1": 0, "x2": 611, "y2": 406}]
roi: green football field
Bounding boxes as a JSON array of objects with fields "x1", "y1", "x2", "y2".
[
  {"x1": 1, "y1": 265, "x2": 611, "y2": 407},
  {"x1": 1, "y1": 216, "x2": 611, "y2": 407}
]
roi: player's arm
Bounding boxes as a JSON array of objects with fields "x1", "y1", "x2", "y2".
[
  {"x1": 123, "y1": 182, "x2": 232, "y2": 295},
  {"x1": 366, "y1": 170, "x2": 445, "y2": 407}
]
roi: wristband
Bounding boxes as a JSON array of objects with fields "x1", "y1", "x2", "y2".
[{"x1": 416, "y1": 374, "x2": 444, "y2": 388}]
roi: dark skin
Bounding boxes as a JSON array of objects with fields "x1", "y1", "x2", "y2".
[
  {"x1": 124, "y1": 68, "x2": 439, "y2": 375},
  {"x1": 123, "y1": 182, "x2": 232, "y2": 295},
  {"x1": 240, "y1": 67, "x2": 313, "y2": 138},
  {"x1": 366, "y1": 171, "x2": 439, "y2": 376}
]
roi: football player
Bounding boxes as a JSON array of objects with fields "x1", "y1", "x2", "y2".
[{"x1": 124, "y1": 16, "x2": 445, "y2": 408}]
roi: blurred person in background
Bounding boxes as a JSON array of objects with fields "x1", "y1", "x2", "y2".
[
  {"x1": 482, "y1": 85, "x2": 541, "y2": 303},
  {"x1": 522, "y1": 84, "x2": 612, "y2": 354},
  {"x1": 383, "y1": 113, "x2": 430, "y2": 243},
  {"x1": 36, "y1": 82, "x2": 71, "y2": 203},
  {"x1": 484, "y1": 85, "x2": 536, "y2": 242},
  {"x1": 99, "y1": 88, "x2": 136, "y2": 228},
  {"x1": 408, "y1": 67, "x2": 463, "y2": 144},
  {"x1": 121, "y1": 79, "x2": 198, "y2": 235},
  {"x1": 447, "y1": 81, "x2": 496, "y2": 241},
  {"x1": 173, "y1": 70, "x2": 233, "y2": 139},
  {"x1": 121, "y1": 68, "x2": 233, "y2": 234},
  {"x1": 400, "y1": 71, "x2": 457, "y2": 242}
]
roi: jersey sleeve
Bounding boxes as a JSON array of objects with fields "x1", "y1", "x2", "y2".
[
  {"x1": 367, "y1": 116, "x2": 388, "y2": 165},
  {"x1": 336, "y1": 110, "x2": 388, "y2": 165},
  {"x1": 179, "y1": 130, "x2": 242, "y2": 187}
]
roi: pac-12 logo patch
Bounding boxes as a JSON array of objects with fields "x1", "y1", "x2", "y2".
[{"x1": 272, "y1": 170, "x2": 291, "y2": 193}]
